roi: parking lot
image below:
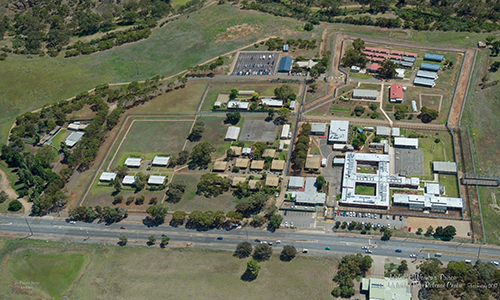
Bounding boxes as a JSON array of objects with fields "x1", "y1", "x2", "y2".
[
  {"x1": 335, "y1": 211, "x2": 408, "y2": 230},
  {"x1": 231, "y1": 51, "x2": 280, "y2": 76},
  {"x1": 280, "y1": 211, "x2": 315, "y2": 228}
]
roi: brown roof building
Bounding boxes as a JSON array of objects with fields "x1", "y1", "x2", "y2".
[
  {"x1": 235, "y1": 158, "x2": 250, "y2": 169},
  {"x1": 250, "y1": 160, "x2": 265, "y2": 170},
  {"x1": 231, "y1": 176, "x2": 247, "y2": 187},
  {"x1": 271, "y1": 160, "x2": 285, "y2": 171},
  {"x1": 265, "y1": 176, "x2": 280, "y2": 187},
  {"x1": 230, "y1": 146, "x2": 242, "y2": 156},
  {"x1": 213, "y1": 161, "x2": 228, "y2": 172},
  {"x1": 262, "y1": 149, "x2": 276, "y2": 158},
  {"x1": 248, "y1": 179, "x2": 259, "y2": 190},
  {"x1": 305, "y1": 156, "x2": 321, "y2": 170}
]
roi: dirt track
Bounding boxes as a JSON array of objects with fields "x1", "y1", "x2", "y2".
[{"x1": 448, "y1": 50, "x2": 476, "y2": 129}]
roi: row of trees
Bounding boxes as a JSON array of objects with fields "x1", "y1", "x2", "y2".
[
  {"x1": 68, "y1": 205, "x2": 128, "y2": 224},
  {"x1": 332, "y1": 254, "x2": 373, "y2": 298},
  {"x1": 291, "y1": 123, "x2": 311, "y2": 173}
]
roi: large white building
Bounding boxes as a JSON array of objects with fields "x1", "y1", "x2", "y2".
[
  {"x1": 394, "y1": 137, "x2": 418, "y2": 149},
  {"x1": 340, "y1": 152, "x2": 419, "y2": 208},
  {"x1": 225, "y1": 126, "x2": 241, "y2": 141},
  {"x1": 328, "y1": 120, "x2": 349, "y2": 144}
]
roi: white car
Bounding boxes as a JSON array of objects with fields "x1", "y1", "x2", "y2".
[
  {"x1": 365, "y1": 249, "x2": 372, "y2": 254},
  {"x1": 69, "y1": 221, "x2": 76, "y2": 224},
  {"x1": 387, "y1": 224, "x2": 391, "y2": 229},
  {"x1": 285, "y1": 221, "x2": 289, "y2": 227},
  {"x1": 410, "y1": 254, "x2": 417, "y2": 258},
  {"x1": 492, "y1": 261, "x2": 499, "y2": 266},
  {"x1": 276, "y1": 240, "x2": 281, "y2": 244}
]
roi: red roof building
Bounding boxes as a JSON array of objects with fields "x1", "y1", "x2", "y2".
[
  {"x1": 364, "y1": 47, "x2": 376, "y2": 52},
  {"x1": 374, "y1": 53, "x2": 387, "y2": 58},
  {"x1": 377, "y1": 48, "x2": 390, "y2": 54},
  {"x1": 404, "y1": 52, "x2": 418, "y2": 57},
  {"x1": 372, "y1": 57, "x2": 384, "y2": 62},
  {"x1": 366, "y1": 63, "x2": 381, "y2": 73},
  {"x1": 389, "y1": 84, "x2": 404, "y2": 102},
  {"x1": 391, "y1": 50, "x2": 404, "y2": 56},
  {"x1": 389, "y1": 54, "x2": 401, "y2": 60},
  {"x1": 362, "y1": 50, "x2": 373, "y2": 56}
]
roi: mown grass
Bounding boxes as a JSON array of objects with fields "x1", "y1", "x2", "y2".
[
  {"x1": 438, "y1": 174, "x2": 459, "y2": 198},
  {"x1": 50, "y1": 129, "x2": 67, "y2": 149},
  {"x1": 477, "y1": 187, "x2": 500, "y2": 245}
]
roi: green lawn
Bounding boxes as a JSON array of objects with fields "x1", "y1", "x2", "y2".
[
  {"x1": 357, "y1": 166, "x2": 377, "y2": 174},
  {"x1": 478, "y1": 187, "x2": 500, "y2": 245},
  {"x1": 330, "y1": 106, "x2": 351, "y2": 113},
  {"x1": 349, "y1": 72, "x2": 372, "y2": 79},
  {"x1": 50, "y1": 129, "x2": 67, "y2": 149},
  {"x1": 438, "y1": 174, "x2": 459, "y2": 198},
  {"x1": 355, "y1": 183, "x2": 376, "y2": 196},
  {"x1": 184, "y1": 116, "x2": 233, "y2": 158}
]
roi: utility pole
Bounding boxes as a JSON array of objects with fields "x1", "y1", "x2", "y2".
[
  {"x1": 477, "y1": 245, "x2": 482, "y2": 260},
  {"x1": 24, "y1": 217, "x2": 33, "y2": 236},
  {"x1": 246, "y1": 229, "x2": 249, "y2": 242}
]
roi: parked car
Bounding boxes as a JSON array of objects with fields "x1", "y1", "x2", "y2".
[
  {"x1": 365, "y1": 249, "x2": 372, "y2": 254},
  {"x1": 255, "y1": 239, "x2": 261, "y2": 243},
  {"x1": 410, "y1": 254, "x2": 417, "y2": 258},
  {"x1": 491, "y1": 261, "x2": 499, "y2": 266},
  {"x1": 69, "y1": 221, "x2": 76, "y2": 224}
]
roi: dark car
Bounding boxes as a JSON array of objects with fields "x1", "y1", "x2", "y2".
[
  {"x1": 395, "y1": 249, "x2": 402, "y2": 253},
  {"x1": 217, "y1": 237, "x2": 223, "y2": 240},
  {"x1": 120, "y1": 226, "x2": 126, "y2": 229}
]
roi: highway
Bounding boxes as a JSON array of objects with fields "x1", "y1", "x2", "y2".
[{"x1": 1, "y1": 215, "x2": 499, "y2": 263}]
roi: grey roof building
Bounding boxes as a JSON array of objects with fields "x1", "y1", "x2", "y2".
[
  {"x1": 328, "y1": 120, "x2": 349, "y2": 143},
  {"x1": 65, "y1": 131, "x2": 84, "y2": 148},
  {"x1": 311, "y1": 123, "x2": 327, "y2": 135},
  {"x1": 433, "y1": 161, "x2": 458, "y2": 174},
  {"x1": 295, "y1": 177, "x2": 326, "y2": 205},
  {"x1": 352, "y1": 89, "x2": 378, "y2": 100},
  {"x1": 288, "y1": 176, "x2": 304, "y2": 189}
]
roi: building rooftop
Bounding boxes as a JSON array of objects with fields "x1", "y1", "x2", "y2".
[
  {"x1": 424, "y1": 53, "x2": 444, "y2": 62},
  {"x1": 148, "y1": 175, "x2": 166, "y2": 185},
  {"x1": 242, "y1": 147, "x2": 252, "y2": 155},
  {"x1": 152, "y1": 156, "x2": 170, "y2": 166},
  {"x1": 416, "y1": 70, "x2": 438, "y2": 79},
  {"x1": 281, "y1": 124, "x2": 290, "y2": 139},
  {"x1": 99, "y1": 172, "x2": 117, "y2": 182},
  {"x1": 122, "y1": 175, "x2": 136, "y2": 185},
  {"x1": 353, "y1": 89, "x2": 378, "y2": 99},
  {"x1": 433, "y1": 161, "x2": 457, "y2": 173},
  {"x1": 288, "y1": 176, "x2": 304, "y2": 189},
  {"x1": 235, "y1": 158, "x2": 250, "y2": 169},
  {"x1": 295, "y1": 177, "x2": 326, "y2": 205},
  {"x1": 230, "y1": 146, "x2": 242, "y2": 156},
  {"x1": 278, "y1": 57, "x2": 293, "y2": 72},
  {"x1": 231, "y1": 176, "x2": 247, "y2": 187},
  {"x1": 125, "y1": 157, "x2": 142, "y2": 167},
  {"x1": 262, "y1": 149, "x2": 276, "y2": 158},
  {"x1": 392, "y1": 127, "x2": 400, "y2": 137},
  {"x1": 265, "y1": 176, "x2": 280, "y2": 187},
  {"x1": 414, "y1": 76, "x2": 436, "y2": 87},
  {"x1": 376, "y1": 126, "x2": 391, "y2": 137},
  {"x1": 271, "y1": 160, "x2": 285, "y2": 171},
  {"x1": 361, "y1": 277, "x2": 411, "y2": 300},
  {"x1": 261, "y1": 98, "x2": 283, "y2": 107},
  {"x1": 65, "y1": 131, "x2": 84, "y2": 147},
  {"x1": 305, "y1": 156, "x2": 321, "y2": 170},
  {"x1": 328, "y1": 120, "x2": 349, "y2": 143},
  {"x1": 227, "y1": 101, "x2": 250, "y2": 110},
  {"x1": 248, "y1": 179, "x2": 259, "y2": 189},
  {"x1": 213, "y1": 161, "x2": 228, "y2": 171},
  {"x1": 366, "y1": 63, "x2": 381, "y2": 72},
  {"x1": 311, "y1": 123, "x2": 327, "y2": 134},
  {"x1": 420, "y1": 62, "x2": 441, "y2": 72},
  {"x1": 394, "y1": 137, "x2": 419, "y2": 148},
  {"x1": 426, "y1": 183, "x2": 440, "y2": 196},
  {"x1": 225, "y1": 126, "x2": 241, "y2": 141},
  {"x1": 250, "y1": 160, "x2": 265, "y2": 170},
  {"x1": 389, "y1": 84, "x2": 404, "y2": 100}
]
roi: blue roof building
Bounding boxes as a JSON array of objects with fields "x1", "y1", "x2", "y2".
[
  {"x1": 424, "y1": 53, "x2": 444, "y2": 62},
  {"x1": 278, "y1": 57, "x2": 293, "y2": 73},
  {"x1": 420, "y1": 62, "x2": 441, "y2": 72}
]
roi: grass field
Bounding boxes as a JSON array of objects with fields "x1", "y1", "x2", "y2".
[
  {"x1": 0, "y1": 5, "x2": 323, "y2": 144},
  {"x1": 110, "y1": 119, "x2": 194, "y2": 169},
  {"x1": 355, "y1": 183, "x2": 376, "y2": 196},
  {"x1": 438, "y1": 174, "x2": 459, "y2": 198},
  {"x1": 50, "y1": 129, "x2": 68, "y2": 149},
  {"x1": 349, "y1": 72, "x2": 372, "y2": 80},
  {"x1": 478, "y1": 187, "x2": 500, "y2": 245},
  {"x1": 132, "y1": 81, "x2": 208, "y2": 114},
  {"x1": 0, "y1": 238, "x2": 338, "y2": 299},
  {"x1": 167, "y1": 173, "x2": 242, "y2": 212}
]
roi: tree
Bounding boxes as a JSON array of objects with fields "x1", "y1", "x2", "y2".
[
  {"x1": 425, "y1": 226, "x2": 434, "y2": 236},
  {"x1": 119, "y1": 235, "x2": 127, "y2": 246},
  {"x1": 394, "y1": 106, "x2": 408, "y2": 120},
  {"x1": 382, "y1": 229, "x2": 392, "y2": 240},
  {"x1": 148, "y1": 235, "x2": 156, "y2": 245},
  {"x1": 417, "y1": 228, "x2": 423, "y2": 235},
  {"x1": 161, "y1": 236, "x2": 170, "y2": 247},
  {"x1": 269, "y1": 215, "x2": 283, "y2": 230},
  {"x1": 354, "y1": 106, "x2": 365, "y2": 116},
  {"x1": 304, "y1": 22, "x2": 314, "y2": 31},
  {"x1": 225, "y1": 112, "x2": 241, "y2": 125},
  {"x1": 379, "y1": 59, "x2": 396, "y2": 79},
  {"x1": 274, "y1": 85, "x2": 295, "y2": 102},
  {"x1": 280, "y1": 245, "x2": 297, "y2": 261},
  {"x1": 197, "y1": 173, "x2": 230, "y2": 197},
  {"x1": 251, "y1": 92, "x2": 260, "y2": 101},
  {"x1": 233, "y1": 182, "x2": 251, "y2": 199},
  {"x1": 267, "y1": 110, "x2": 275, "y2": 119},
  {"x1": 251, "y1": 215, "x2": 265, "y2": 227},
  {"x1": 398, "y1": 260, "x2": 408, "y2": 274},
  {"x1": 177, "y1": 150, "x2": 190, "y2": 165},
  {"x1": 277, "y1": 107, "x2": 291, "y2": 122},
  {"x1": 316, "y1": 176, "x2": 326, "y2": 191},
  {"x1": 253, "y1": 243, "x2": 272, "y2": 261},
  {"x1": 113, "y1": 180, "x2": 122, "y2": 193},
  {"x1": 189, "y1": 142, "x2": 215, "y2": 168},
  {"x1": 263, "y1": 205, "x2": 278, "y2": 218},
  {"x1": 166, "y1": 181, "x2": 186, "y2": 203},
  {"x1": 229, "y1": 88, "x2": 239, "y2": 100},
  {"x1": 171, "y1": 210, "x2": 187, "y2": 225},
  {"x1": 490, "y1": 61, "x2": 500, "y2": 72},
  {"x1": 419, "y1": 106, "x2": 439, "y2": 123},
  {"x1": 352, "y1": 38, "x2": 365, "y2": 52},
  {"x1": 8, "y1": 200, "x2": 22, "y2": 211},
  {"x1": 246, "y1": 259, "x2": 261, "y2": 279},
  {"x1": 187, "y1": 120, "x2": 205, "y2": 142},
  {"x1": 113, "y1": 194, "x2": 123, "y2": 204},
  {"x1": 226, "y1": 211, "x2": 243, "y2": 223},
  {"x1": 146, "y1": 204, "x2": 168, "y2": 223},
  {"x1": 134, "y1": 172, "x2": 149, "y2": 191},
  {"x1": 234, "y1": 241, "x2": 253, "y2": 258},
  {"x1": 0, "y1": 191, "x2": 8, "y2": 203}
]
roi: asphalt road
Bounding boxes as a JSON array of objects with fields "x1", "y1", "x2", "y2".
[{"x1": 1, "y1": 216, "x2": 499, "y2": 264}]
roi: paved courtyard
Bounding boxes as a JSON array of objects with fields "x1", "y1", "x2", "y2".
[
  {"x1": 394, "y1": 148, "x2": 424, "y2": 176},
  {"x1": 239, "y1": 118, "x2": 279, "y2": 142}
]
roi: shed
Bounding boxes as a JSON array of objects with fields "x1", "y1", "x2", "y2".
[
  {"x1": 227, "y1": 101, "x2": 249, "y2": 110},
  {"x1": 411, "y1": 100, "x2": 418, "y2": 112},
  {"x1": 265, "y1": 176, "x2": 280, "y2": 187},
  {"x1": 426, "y1": 183, "x2": 441, "y2": 196},
  {"x1": 231, "y1": 176, "x2": 247, "y2": 187},
  {"x1": 278, "y1": 57, "x2": 293, "y2": 73},
  {"x1": 401, "y1": 61, "x2": 414, "y2": 68},
  {"x1": 213, "y1": 161, "x2": 228, "y2": 172},
  {"x1": 333, "y1": 157, "x2": 345, "y2": 165},
  {"x1": 65, "y1": 131, "x2": 84, "y2": 148},
  {"x1": 432, "y1": 161, "x2": 458, "y2": 174},
  {"x1": 230, "y1": 146, "x2": 242, "y2": 156},
  {"x1": 351, "y1": 66, "x2": 361, "y2": 73},
  {"x1": 288, "y1": 176, "x2": 305, "y2": 189},
  {"x1": 281, "y1": 124, "x2": 291, "y2": 139},
  {"x1": 125, "y1": 157, "x2": 142, "y2": 168},
  {"x1": 311, "y1": 123, "x2": 327, "y2": 135},
  {"x1": 377, "y1": 48, "x2": 390, "y2": 54},
  {"x1": 478, "y1": 41, "x2": 486, "y2": 48},
  {"x1": 414, "y1": 77, "x2": 436, "y2": 87},
  {"x1": 361, "y1": 50, "x2": 373, "y2": 56},
  {"x1": 394, "y1": 137, "x2": 418, "y2": 149},
  {"x1": 374, "y1": 52, "x2": 387, "y2": 58},
  {"x1": 416, "y1": 70, "x2": 438, "y2": 80},
  {"x1": 152, "y1": 156, "x2": 170, "y2": 167},
  {"x1": 262, "y1": 149, "x2": 276, "y2": 158},
  {"x1": 99, "y1": 172, "x2": 117, "y2": 182},
  {"x1": 391, "y1": 127, "x2": 400, "y2": 137},
  {"x1": 402, "y1": 56, "x2": 416, "y2": 62},
  {"x1": 305, "y1": 156, "x2": 321, "y2": 170},
  {"x1": 371, "y1": 57, "x2": 384, "y2": 62},
  {"x1": 388, "y1": 54, "x2": 401, "y2": 60},
  {"x1": 261, "y1": 98, "x2": 283, "y2": 107},
  {"x1": 235, "y1": 158, "x2": 250, "y2": 169},
  {"x1": 283, "y1": 44, "x2": 289, "y2": 52},
  {"x1": 289, "y1": 101, "x2": 296, "y2": 110},
  {"x1": 271, "y1": 160, "x2": 285, "y2": 171},
  {"x1": 225, "y1": 126, "x2": 241, "y2": 141},
  {"x1": 389, "y1": 84, "x2": 404, "y2": 102},
  {"x1": 352, "y1": 89, "x2": 378, "y2": 100},
  {"x1": 122, "y1": 175, "x2": 136, "y2": 185},
  {"x1": 49, "y1": 126, "x2": 61, "y2": 136},
  {"x1": 238, "y1": 90, "x2": 255, "y2": 96},
  {"x1": 391, "y1": 50, "x2": 403, "y2": 56},
  {"x1": 242, "y1": 147, "x2": 252, "y2": 155},
  {"x1": 148, "y1": 175, "x2": 166, "y2": 185},
  {"x1": 376, "y1": 126, "x2": 391, "y2": 137},
  {"x1": 278, "y1": 141, "x2": 285, "y2": 151},
  {"x1": 420, "y1": 62, "x2": 441, "y2": 72},
  {"x1": 250, "y1": 160, "x2": 265, "y2": 170},
  {"x1": 424, "y1": 53, "x2": 444, "y2": 62}
]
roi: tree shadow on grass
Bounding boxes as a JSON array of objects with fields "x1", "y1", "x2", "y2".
[{"x1": 240, "y1": 270, "x2": 257, "y2": 282}]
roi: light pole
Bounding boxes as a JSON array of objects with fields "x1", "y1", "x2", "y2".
[{"x1": 24, "y1": 217, "x2": 33, "y2": 236}]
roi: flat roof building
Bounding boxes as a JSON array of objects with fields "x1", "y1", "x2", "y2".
[
  {"x1": 271, "y1": 160, "x2": 285, "y2": 171},
  {"x1": 65, "y1": 131, "x2": 84, "y2": 148},
  {"x1": 262, "y1": 149, "x2": 276, "y2": 158},
  {"x1": 242, "y1": 147, "x2": 252, "y2": 155},
  {"x1": 404, "y1": 52, "x2": 418, "y2": 57},
  {"x1": 420, "y1": 62, "x2": 441, "y2": 72},
  {"x1": 352, "y1": 89, "x2": 378, "y2": 100},
  {"x1": 148, "y1": 175, "x2": 166, "y2": 185},
  {"x1": 371, "y1": 57, "x2": 384, "y2": 62},
  {"x1": 238, "y1": 90, "x2": 255, "y2": 95},
  {"x1": 122, "y1": 175, "x2": 136, "y2": 185},
  {"x1": 424, "y1": 53, "x2": 444, "y2": 62},
  {"x1": 225, "y1": 126, "x2": 241, "y2": 141},
  {"x1": 261, "y1": 98, "x2": 283, "y2": 107},
  {"x1": 328, "y1": 120, "x2": 349, "y2": 144},
  {"x1": 231, "y1": 176, "x2": 246, "y2": 187},
  {"x1": 278, "y1": 57, "x2": 293, "y2": 73},
  {"x1": 152, "y1": 156, "x2": 170, "y2": 166},
  {"x1": 230, "y1": 146, "x2": 242, "y2": 156},
  {"x1": 99, "y1": 172, "x2": 117, "y2": 182},
  {"x1": 281, "y1": 124, "x2": 290, "y2": 139},
  {"x1": 265, "y1": 176, "x2": 280, "y2": 187},
  {"x1": 213, "y1": 161, "x2": 228, "y2": 172},
  {"x1": 391, "y1": 127, "x2": 400, "y2": 137},
  {"x1": 235, "y1": 158, "x2": 250, "y2": 169},
  {"x1": 391, "y1": 50, "x2": 403, "y2": 56},
  {"x1": 305, "y1": 156, "x2": 321, "y2": 170},
  {"x1": 248, "y1": 179, "x2": 259, "y2": 190},
  {"x1": 433, "y1": 161, "x2": 458, "y2": 174},
  {"x1": 414, "y1": 76, "x2": 436, "y2": 87},
  {"x1": 295, "y1": 177, "x2": 326, "y2": 205},
  {"x1": 395, "y1": 68, "x2": 405, "y2": 79},
  {"x1": 288, "y1": 176, "x2": 304, "y2": 189},
  {"x1": 416, "y1": 70, "x2": 438, "y2": 79},
  {"x1": 125, "y1": 157, "x2": 142, "y2": 168},
  {"x1": 394, "y1": 137, "x2": 418, "y2": 149},
  {"x1": 401, "y1": 61, "x2": 414, "y2": 68},
  {"x1": 250, "y1": 160, "x2": 265, "y2": 170},
  {"x1": 361, "y1": 277, "x2": 411, "y2": 300},
  {"x1": 376, "y1": 126, "x2": 391, "y2": 137},
  {"x1": 389, "y1": 84, "x2": 404, "y2": 102},
  {"x1": 393, "y1": 192, "x2": 464, "y2": 212},
  {"x1": 311, "y1": 123, "x2": 327, "y2": 135},
  {"x1": 227, "y1": 101, "x2": 249, "y2": 110},
  {"x1": 296, "y1": 59, "x2": 318, "y2": 69}
]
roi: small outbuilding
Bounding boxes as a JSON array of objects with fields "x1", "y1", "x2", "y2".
[
  {"x1": 311, "y1": 123, "x2": 327, "y2": 135},
  {"x1": 148, "y1": 175, "x2": 166, "y2": 185},
  {"x1": 432, "y1": 161, "x2": 458, "y2": 174},
  {"x1": 122, "y1": 175, "x2": 136, "y2": 185},
  {"x1": 152, "y1": 156, "x2": 170, "y2": 167},
  {"x1": 99, "y1": 172, "x2": 117, "y2": 182},
  {"x1": 125, "y1": 157, "x2": 142, "y2": 168}
]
